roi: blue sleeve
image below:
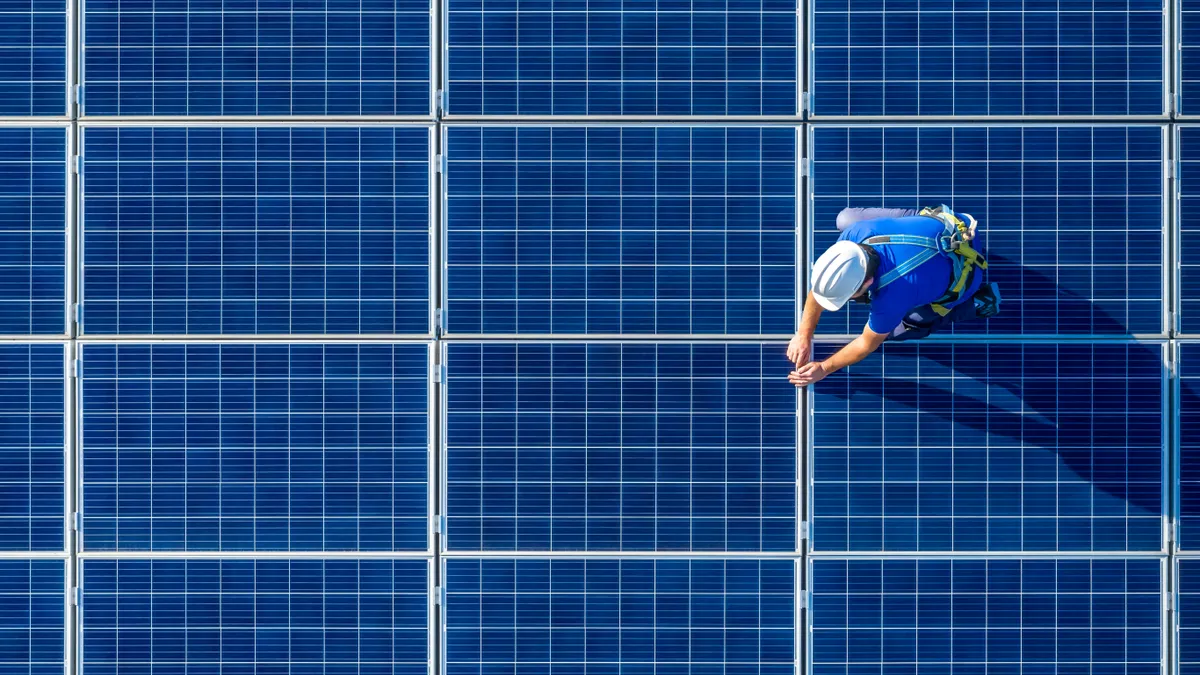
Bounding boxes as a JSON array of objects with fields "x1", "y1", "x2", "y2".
[{"x1": 867, "y1": 293, "x2": 911, "y2": 334}]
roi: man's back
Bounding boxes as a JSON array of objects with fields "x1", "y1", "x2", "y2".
[{"x1": 837, "y1": 215, "x2": 978, "y2": 333}]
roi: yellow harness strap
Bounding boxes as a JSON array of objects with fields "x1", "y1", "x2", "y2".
[{"x1": 918, "y1": 206, "x2": 988, "y2": 316}]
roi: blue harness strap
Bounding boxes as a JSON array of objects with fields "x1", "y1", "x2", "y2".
[{"x1": 862, "y1": 205, "x2": 988, "y2": 315}]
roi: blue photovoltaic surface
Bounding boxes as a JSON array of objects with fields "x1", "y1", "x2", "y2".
[
  {"x1": 811, "y1": 558, "x2": 1162, "y2": 675},
  {"x1": 1182, "y1": 0, "x2": 1200, "y2": 115},
  {"x1": 1182, "y1": 560, "x2": 1200, "y2": 675},
  {"x1": 0, "y1": 345, "x2": 64, "y2": 552},
  {"x1": 811, "y1": 0, "x2": 1164, "y2": 116},
  {"x1": 80, "y1": 343, "x2": 430, "y2": 552},
  {"x1": 812, "y1": 342, "x2": 1164, "y2": 553},
  {"x1": 444, "y1": 126, "x2": 797, "y2": 336},
  {"x1": 0, "y1": 0, "x2": 65, "y2": 116},
  {"x1": 444, "y1": 558, "x2": 795, "y2": 673},
  {"x1": 0, "y1": 560, "x2": 65, "y2": 675},
  {"x1": 444, "y1": 342, "x2": 797, "y2": 551},
  {"x1": 810, "y1": 125, "x2": 1164, "y2": 336},
  {"x1": 81, "y1": 0, "x2": 432, "y2": 116},
  {"x1": 0, "y1": 128, "x2": 66, "y2": 336},
  {"x1": 1179, "y1": 128, "x2": 1200, "y2": 335},
  {"x1": 1181, "y1": 344, "x2": 1200, "y2": 550},
  {"x1": 81, "y1": 126, "x2": 431, "y2": 336},
  {"x1": 81, "y1": 559, "x2": 429, "y2": 675},
  {"x1": 444, "y1": 0, "x2": 797, "y2": 116}
]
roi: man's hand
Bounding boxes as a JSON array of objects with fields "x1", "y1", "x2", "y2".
[
  {"x1": 786, "y1": 334, "x2": 811, "y2": 367},
  {"x1": 789, "y1": 361, "x2": 828, "y2": 387}
]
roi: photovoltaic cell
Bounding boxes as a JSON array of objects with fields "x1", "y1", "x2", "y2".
[
  {"x1": 810, "y1": 125, "x2": 1164, "y2": 336},
  {"x1": 0, "y1": 560, "x2": 65, "y2": 675},
  {"x1": 81, "y1": 126, "x2": 432, "y2": 336},
  {"x1": 0, "y1": 345, "x2": 64, "y2": 552},
  {"x1": 444, "y1": 0, "x2": 797, "y2": 116},
  {"x1": 81, "y1": 559, "x2": 429, "y2": 675},
  {"x1": 444, "y1": 558, "x2": 795, "y2": 673},
  {"x1": 1181, "y1": 0, "x2": 1200, "y2": 115},
  {"x1": 81, "y1": 0, "x2": 432, "y2": 116},
  {"x1": 444, "y1": 342, "x2": 797, "y2": 551},
  {"x1": 79, "y1": 343, "x2": 430, "y2": 552},
  {"x1": 444, "y1": 126, "x2": 797, "y2": 336},
  {"x1": 1181, "y1": 343, "x2": 1200, "y2": 550},
  {"x1": 811, "y1": 342, "x2": 1164, "y2": 553},
  {"x1": 1182, "y1": 559, "x2": 1200, "y2": 675},
  {"x1": 0, "y1": 0, "x2": 65, "y2": 116},
  {"x1": 811, "y1": 0, "x2": 1164, "y2": 116},
  {"x1": 1179, "y1": 127, "x2": 1200, "y2": 335},
  {"x1": 810, "y1": 558, "x2": 1162, "y2": 675},
  {"x1": 0, "y1": 128, "x2": 66, "y2": 335}
]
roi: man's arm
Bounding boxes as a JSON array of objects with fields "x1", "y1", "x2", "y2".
[
  {"x1": 788, "y1": 291, "x2": 824, "y2": 366},
  {"x1": 789, "y1": 325, "x2": 889, "y2": 387},
  {"x1": 798, "y1": 290, "x2": 822, "y2": 339}
]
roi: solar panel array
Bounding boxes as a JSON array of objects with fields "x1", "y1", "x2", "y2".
[
  {"x1": 811, "y1": 0, "x2": 1166, "y2": 116},
  {"x1": 810, "y1": 125, "x2": 1166, "y2": 337},
  {"x1": 79, "y1": 343, "x2": 431, "y2": 552},
  {"x1": 81, "y1": 559, "x2": 430, "y2": 674},
  {"x1": 443, "y1": 125, "x2": 797, "y2": 336},
  {"x1": 7, "y1": 1, "x2": 1200, "y2": 675},
  {"x1": 80, "y1": 0, "x2": 433, "y2": 116},
  {"x1": 80, "y1": 126, "x2": 432, "y2": 336},
  {"x1": 444, "y1": 558, "x2": 796, "y2": 673},
  {"x1": 812, "y1": 342, "x2": 1165, "y2": 553},
  {"x1": 1183, "y1": 559, "x2": 1200, "y2": 675},
  {"x1": 444, "y1": 342, "x2": 797, "y2": 551},
  {"x1": 443, "y1": 0, "x2": 798, "y2": 116},
  {"x1": 811, "y1": 558, "x2": 1163, "y2": 675}
]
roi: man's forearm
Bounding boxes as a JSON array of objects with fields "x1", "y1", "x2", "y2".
[
  {"x1": 821, "y1": 334, "x2": 880, "y2": 375},
  {"x1": 797, "y1": 290, "x2": 823, "y2": 339}
]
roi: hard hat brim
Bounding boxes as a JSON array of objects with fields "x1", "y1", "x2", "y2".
[{"x1": 812, "y1": 293, "x2": 845, "y2": 312}]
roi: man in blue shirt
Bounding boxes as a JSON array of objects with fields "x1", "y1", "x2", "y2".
[{"x1": 788, "y1": 206, "x2": 1001, "y2": 387}]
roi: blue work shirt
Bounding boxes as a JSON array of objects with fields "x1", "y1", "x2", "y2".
[{"x1": 837, "y1": 214, "x2": 983, "y2": 334}]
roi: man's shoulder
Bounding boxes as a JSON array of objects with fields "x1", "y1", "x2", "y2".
[{"x1": 841, "y1": 215, "x2": 937, "y2": 241}]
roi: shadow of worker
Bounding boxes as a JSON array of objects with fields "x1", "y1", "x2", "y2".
[{"x1": 813, "y1": 252, "x2": 1166, "y2": 550}]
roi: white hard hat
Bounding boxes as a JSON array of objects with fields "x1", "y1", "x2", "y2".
[{"x1": 811, "y1": 241, "x2": 869, "y2": 311}]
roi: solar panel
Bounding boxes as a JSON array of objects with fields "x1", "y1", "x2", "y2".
[
  {"x1": 811, "y1": 341, "x2": 1164, "y2": 553},
  {"x1": 444, "y1": 558, "x2": 795, "y2": 673},
  {"x1": 1181, "y1": 0, "x2": 1200, "y2": 115},
  {"x1": 1179, "y1": 127, "x2": 1200, "y2": 335},
  {"x1": 444, "y1": 342, "x2": 797, "y2": 551},
  {"x1": 810, "y1": 125, "x2": 1165, "y2": 337},
  {"x1": 0, "y1": 0, "x2": 65, "y2": 116},
  {"x1": 1181, "y1": 343, "x2": 1200, "y2": 550},
  {"x1": 444, "y1": 126, "x2": 797, "y2": 336},
  {"x1": 0, "y1": 344, "x2": 64, "y2": 552},
  {"x1": 1182, "y1": 559, "x2": 1200, "y2": 675},
  {"x1": 81, "y1": 558, "x2": 429, "y2": 675},
  {"x1": 0, "y1": 127, "x2": 66, "y2": 336},
  {"x1": 811, "y1": 0, "x2": 1165, "y2": 116},
  {"x1": 0, "y1": 560, "x2": 65, "y2": 675},
  {"x1": 79, "y1": 343, "x2": 430, "y2": 552},
  {"x1": 810, "y1": 558, "x2": 1163, "y2": 675},
  {"x1": 80, "y1": 126, "x2": 432, "y2": 336},
  {"x1": 80, "y1": 0, "x2": 432, "y2": 116},
  {"x1": 443, "y1": 0, "x2": 797, "y2": 116}
]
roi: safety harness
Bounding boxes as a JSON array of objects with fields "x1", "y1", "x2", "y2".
[{"x1": 862, "y1": 205, "x2": 988, "y2": 316}]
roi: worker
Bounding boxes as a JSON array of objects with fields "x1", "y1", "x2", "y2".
[{"x1": 788, "y1": 206, "x2": 1001, "y2": 387}]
